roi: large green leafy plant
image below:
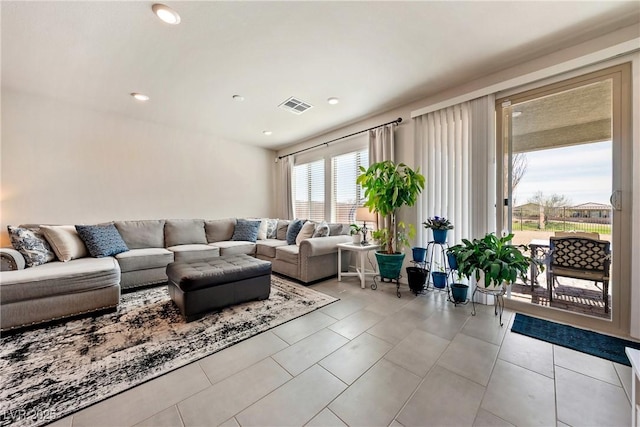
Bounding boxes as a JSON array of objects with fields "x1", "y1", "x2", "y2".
[
  {"x1": 448, "y1": 233, "x2": 538, "y2": 288},
  {"x1": 357, "y1": 161, "x2": 425, "y2": 254}
]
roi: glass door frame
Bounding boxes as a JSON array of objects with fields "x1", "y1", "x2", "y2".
[{"x1": 495, "y1": 63, "x2": 632, "y2": 336}]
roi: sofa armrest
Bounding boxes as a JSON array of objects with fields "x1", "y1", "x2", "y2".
[
  {"x1": 299, "y1": 235, "x2": 351, "y2": 257},
  {"x1": 0, "y1": 248, "x2": 26, "y2": 271}
]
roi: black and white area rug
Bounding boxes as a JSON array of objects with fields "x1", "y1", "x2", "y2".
[{"x1": 0, "y1": 275, "x2": 337, "y2": 427}]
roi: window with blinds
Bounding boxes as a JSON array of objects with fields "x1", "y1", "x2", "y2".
[
  {"x1": 293, "y1": 160, "x2": 325, "y2": 221},
  {"x1": 331, "y1": 149, "x2": 369, "y2": 223}
]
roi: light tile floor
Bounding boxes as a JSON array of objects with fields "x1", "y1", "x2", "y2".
[{"x1": 53, "y1": 277, "x2": 633, "y2": 427}]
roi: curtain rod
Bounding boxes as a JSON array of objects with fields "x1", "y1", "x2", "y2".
[{"x1": 277, "y1": 117, "x2": 402, "y2": 160}]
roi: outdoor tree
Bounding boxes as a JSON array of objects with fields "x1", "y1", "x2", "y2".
[
  {"x1": 512, "y1": 152, "x2": 528, "y2": 192},
  {"x1": 528, "y1": 191, "x2": 572, "y2": 227}
]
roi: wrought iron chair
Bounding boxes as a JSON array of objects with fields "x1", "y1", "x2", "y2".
[{"x1": 547, "y1": 236, "x2": 611, "y2": 313}]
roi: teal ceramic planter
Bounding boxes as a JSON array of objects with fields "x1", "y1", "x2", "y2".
[
  {"x1": 451, "y1": 283, "x2": 469, "y2": 302},
  {"x1": 375, "y1": 252, "x2": 405, "y2": 280}
]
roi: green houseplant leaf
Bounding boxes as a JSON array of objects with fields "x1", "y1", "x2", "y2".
[
  {"x1": 356, "y1": 161, "x2": 425, "y2": 254},
  {"x1": 448, "y1": 233, "x2": 541, "y2": 288}
]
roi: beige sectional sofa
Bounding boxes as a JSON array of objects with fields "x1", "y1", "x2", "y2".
[{"x1": 0, "y1": 218, "x2": 350, "y2": 331}]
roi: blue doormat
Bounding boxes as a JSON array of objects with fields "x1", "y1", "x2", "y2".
[{"x1": 511, "y1": 313, "x2": 640, "y2": 366}]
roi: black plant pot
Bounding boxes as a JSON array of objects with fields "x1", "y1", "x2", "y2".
[{"x1": 406, "y1": 267, "x2": 428, "y2": 294}]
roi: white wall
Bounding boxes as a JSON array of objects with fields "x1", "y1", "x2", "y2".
[{"x1": 0, "y1": 89, "x2": 276, "y2": 245}]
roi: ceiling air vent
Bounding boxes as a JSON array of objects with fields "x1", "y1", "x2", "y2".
[{"x1": 279, "y1": 97, "x2": 313, "y2": 115}]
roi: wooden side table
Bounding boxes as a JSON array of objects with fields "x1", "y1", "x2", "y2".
[{"x1": 337, "y1": 243, "x2": 380, "y2": 289}]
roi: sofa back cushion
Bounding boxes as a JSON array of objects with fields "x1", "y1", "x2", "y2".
[
  {"x1": 328, "y1": 223, "x2": 346, "y2": 236},
  {"x1": 205, "y1": 218, "x2": 237, "y2": 243},
  {"x1": 164, "y1": 219, "x2": 207, "y2": 247},
  {"x1": 115, "y1": 220, "x2": 165, "y2": 249},
  {"x1": 276, "y1": 220, "x2": 291, "y2": 240},
  {"x1": 40, "y1": 225, "x2": 89, "y2": 262}
]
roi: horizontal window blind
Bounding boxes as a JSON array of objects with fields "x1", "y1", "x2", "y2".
[
  {"x1": 293, "y1": 160, "x2": 325, "y2": 222},
  {"x1": 332, "y1": 149, "x2": 369, "y2": 224}
]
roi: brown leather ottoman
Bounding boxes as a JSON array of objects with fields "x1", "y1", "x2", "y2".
[{"x1": 166, "y1": 254, "x2": 272, "y2": 321}]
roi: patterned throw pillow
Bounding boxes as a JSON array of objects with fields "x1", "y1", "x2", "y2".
[
  {"x1": 286, "y1": 219, "x2": 306, "y2": 245},
  {"x1": 7, "y1": 226, "x2": 56, "y2": 267},
  {"x1": 231, "y1": 219, "x2": 262, "y2": 243},
  {"x1": 312, "y1": 221, "x2": 330, "y2": 238},
  {"x1": 75, "y1": 224, "x2": 129, "y2": 258},
  {"x1": 265, "y1": 219, "x2": 278, "y2": 239}
]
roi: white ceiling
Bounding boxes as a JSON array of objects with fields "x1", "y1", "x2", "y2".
[{"x1": 2, "y1": 1, "x2": 639, "y2": 150}]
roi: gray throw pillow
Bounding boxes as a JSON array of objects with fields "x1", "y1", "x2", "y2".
[
  {"x1": 231, "y1": 219, "x2": 261, "y2": 243},
  {"x1": 265, "y1": 219, "x2": 279, "y2": 239},
  {"x1": 76, "y1": 224, "x2": 130, "y2": 258},
  {"x1": 286, "y1": 219, "x2": 306, "y2": 245},
  {"x1": 312, "y1": 221, "x2": 330, "y2": 238},
  {"x1": 7, "y1": 226, "x2": 56, "y2": 267}
]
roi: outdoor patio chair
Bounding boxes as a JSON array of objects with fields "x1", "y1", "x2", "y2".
[
  {"x1": 547, "y1": 236, "x2": 611, "y2": 313},
  {"x1": 554, "y1": 231, "x2": 600, "y2": 239}
]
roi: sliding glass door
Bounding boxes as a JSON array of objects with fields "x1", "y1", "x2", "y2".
[{"x1": 496, "y1": 64, "x2": 632, "y2": 334}]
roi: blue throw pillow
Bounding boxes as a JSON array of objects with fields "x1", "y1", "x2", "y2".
[
  {"x1": 75, "y1": 224, "x2": 129, "y2": 258},
  {"x1": 286, "y1": 219, "x2": 306, "y2": 245},
  {"x1": 231, "y1": 219, "x2": 261, "y2": 243}
]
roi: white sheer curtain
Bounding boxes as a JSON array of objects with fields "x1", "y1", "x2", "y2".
[
  {"x1": 414, "y1": 95, "x2": 496, "y2": 300},
  {"x1": 368, "y1": 124, "x2": 396, "y2": 228},
  {"x1": 279, "y1": 156, "x2": 294, "y2": 219},
  {"x1": 368, "y1": 124, "x2": 395, "y2": 164}
]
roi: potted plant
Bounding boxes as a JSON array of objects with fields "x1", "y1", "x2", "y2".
[
  {"x1": 445, "y1": 252, "x2": 467, "y2": 303},
  {"x1": 357, "y1": 161, "x2": 425, "y2": 280},
  {"x1": 431, "y1": 263, "x2": 448, "y2": 289},
  {"x1": 412, "y1": 246, "x2": 427, "y2": 263},
  {"x1": 423, "y1": 216, "x2": 454, "y2": 244},
  {"x1": 448, "y1": 233, "x2": 537, "y2": 290},
  {"x1": 349, "y1": 224, "x2": 363, "y2": 244}
]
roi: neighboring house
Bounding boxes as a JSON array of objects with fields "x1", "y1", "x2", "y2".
[{"x1": 570, "y1": 202, "x2": 612, "y2": 219}]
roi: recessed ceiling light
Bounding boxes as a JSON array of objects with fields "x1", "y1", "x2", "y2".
[
  {"x1": 327, "y1": 97, "x2": 340, "y2": 105},
  {"x1": 263, "y1": 131, "x2": 273, "y2": 136},
  {"x1": 232, "y1": 95, "x2": 245, "y2": 102},
  {"x1": 131, "y1": 92, "x2": 149, "y2": 101},
  {"x1": 152, "y1": 4, "x2": 181, "y2": 25}
]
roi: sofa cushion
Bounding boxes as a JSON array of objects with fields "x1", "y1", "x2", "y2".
[
  {"x1": 7, "y1": 226, "x2": 56, "y2": 267},
  {"x1": 255, "y1": 239, "x2": 289, "y2": 258},
  {"x1": 115, "y1": 248, "x2": 174, "y2": 272},
  {"x1": 286, "y1": 219, "x2": 305, "y2": 245},
  {"x1": 231, "y1": 219, "x2": 261, "y2": 243},
  {"x1": 328, "y1": 223, "x2": 345, "y2": 236},
  {"x1": 276, "y1": 220, "x2": 291, "y2": 240},
  {"x1": 211, "y1": 241, "x2": 256, "y2": 256},
  {"x1": 275, "y1": 245, "x2": 299, "y2": 264},
  {"x1": 41, "y1": 225, "x2": 88, "y2": 262},
  {"x1": 312, "y1": 221, "x2": 330, "y2": 238},
  {"x1": 296, "y1": 221, "x2": 316, "y2": 245},
  {"x1": 76, "y1": 224, "x2": 129, "y2": 258},
  {"x1": 165, "y1": 219, "x2": 207, "y2": 247},
  {"x1": 205, "y1": 218, "x2": 236, "y2": 243},
  {"x1": 0, "y1": 257, "x2": 120, "y2": 303},
  {"x1": 168, "y1": 244, "x2": 220, "y2": 263},
  {"x1": 114, "y1": 220, "x2": 165, "y2": 249}
]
